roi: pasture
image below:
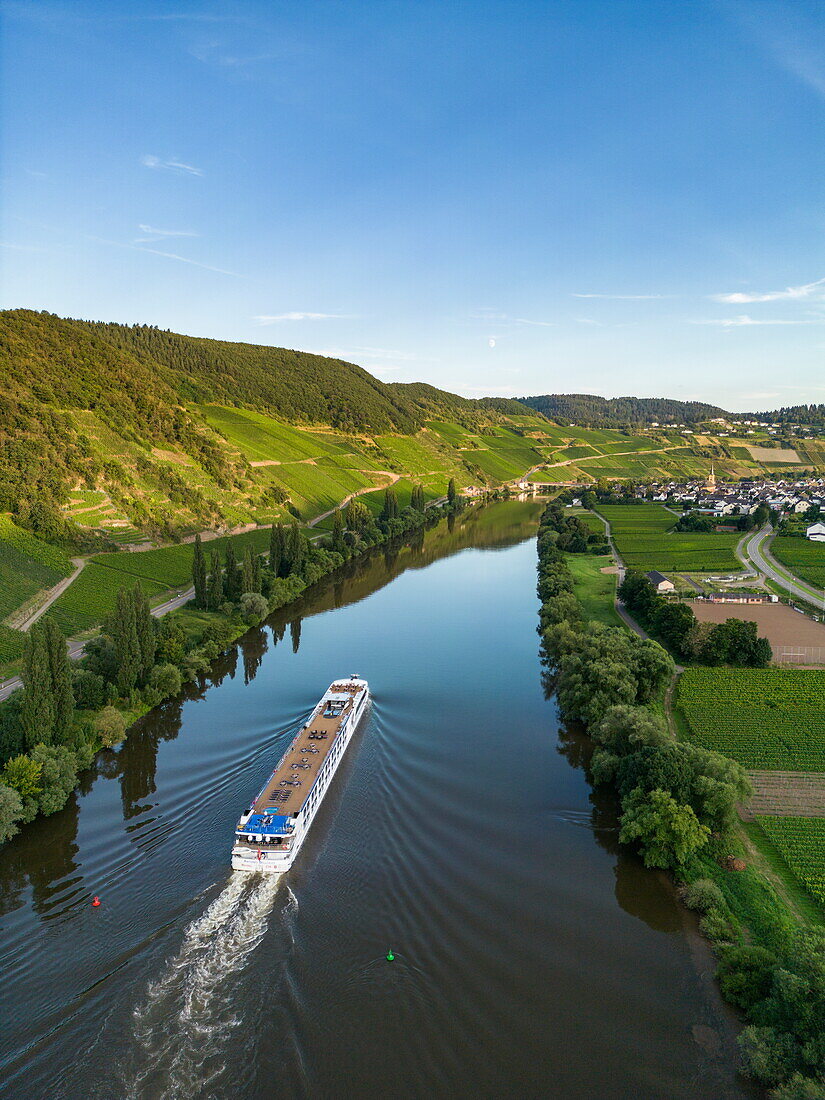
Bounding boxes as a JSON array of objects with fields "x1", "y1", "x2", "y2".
[{"x1": 677, "y1": 668, "x2": 825, "y2": 772}]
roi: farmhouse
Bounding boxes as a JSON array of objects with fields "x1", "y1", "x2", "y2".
[
  {"x1": 645, "y1": 570, "x2": 674, "y2": 594},
  {"x1": 805, "y1": 521, "x2": 825, "y2": 542}
]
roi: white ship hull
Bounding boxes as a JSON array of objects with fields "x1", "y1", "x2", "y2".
[{"x1": 231, "y1": 678, "x2": 369, "y2": 875}]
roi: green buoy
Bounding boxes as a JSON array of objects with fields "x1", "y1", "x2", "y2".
[{"x1": 386, "y1": 949, "x2": 395, "y2": 962}]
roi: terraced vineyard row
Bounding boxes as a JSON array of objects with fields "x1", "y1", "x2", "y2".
[{"x1": 755, "y1": 816, "x2": 825, "y2": 906}]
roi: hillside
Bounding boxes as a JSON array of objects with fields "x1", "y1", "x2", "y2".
[{"x1": 517, "y1": 393, "x2": 728, "y2": 426}]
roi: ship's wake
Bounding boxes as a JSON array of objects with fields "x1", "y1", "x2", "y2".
[{"x1": 122, "y1": 872, "x2": 291, "y2": 1099}]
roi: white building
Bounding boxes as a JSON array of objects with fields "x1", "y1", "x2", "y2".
[{"x1": 806, "y1": 522, "x2": 825, "y2": 542}]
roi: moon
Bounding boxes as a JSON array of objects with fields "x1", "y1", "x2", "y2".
[{"x1": 488, "y1": 338, "x2": 496, "y2": 348}]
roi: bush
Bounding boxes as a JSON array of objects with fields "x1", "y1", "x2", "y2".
[
  {"x1": 93, "y1": 706, "x2": 126, "y2": 748},
  {"x1": 716, "y1": 945, "x2": 777, "y2": 1012},
  {"x1": 683, "y1": 878, "x2": 725, "y2": 914},
  {"x1": 147, "y1": 662, "x2": 182, "y2": 699}
]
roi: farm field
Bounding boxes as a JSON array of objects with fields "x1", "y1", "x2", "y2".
[
  {"x1": 690, "y1": 602, "x2": 825, "y2": 663},
  {"x1": 565, "y1": 555, "x2": 622, "y2": 626},
  {"x1": 45, "y1": 528, "x2": 275, "y2": 635},
  {"x1": 0, "y1": 516, "x2": 73, "y2": 623},
  {"x1": 771, "y1": 536, "x2": 825, "y2": 591},
  {"x1": 755, "y1": 816, "x2": 825, "y2": 906},
  {"x1": 677, "y1": 668, "x2": 825, "y2": 771},
  {"x1": 599, "y1": 504, "x2": 741, "y2": 572}
]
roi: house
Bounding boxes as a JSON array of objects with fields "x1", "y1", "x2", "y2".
[
  {"x1": 806, "y1": 522, "x2": 825, "y2": 542},
  {"x1": 646, "y1": 570, "x2": 675, "y2": 594}
]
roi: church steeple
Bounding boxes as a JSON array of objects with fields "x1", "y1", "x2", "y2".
[{"x1": 705, "y1": 462, "x2": 716, "y2": 492}]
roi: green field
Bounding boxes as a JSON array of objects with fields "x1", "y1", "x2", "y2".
[
  {"x1": 45, "y1": 527, "x2": 275, "y2": 635},
  {"x1": 599, "y1": 504, "x2": 740, "y2": 573},
  {"x1": 201, "y1": 405, "x2": 352, "y2": 463},
  {"x1": 771, "y1": 536, "x2": 825, "y2": 590},
  {"x1": 0, "y1": 624, "x2": 26, "y2": 664},
  {"x1": 677, "y1": 668, "x2": 825, "y2": 771},
  {"x1": 565, "y1": 554, "x2": 622, "y2": 626},
  {"x1": 0, "y1": 516, "x2": 73, "y2": 622},
  {"x1": 755, "y1": 817, "x2": 825, "y2": 906}
]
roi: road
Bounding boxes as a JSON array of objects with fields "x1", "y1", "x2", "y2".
[{"x1": 741, "y1": 525, "x2": 825, "y2": 609}]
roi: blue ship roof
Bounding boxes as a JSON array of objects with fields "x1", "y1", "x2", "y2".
[{"x1": 241, "y1": 813, "x2": 293, "y2": 835}]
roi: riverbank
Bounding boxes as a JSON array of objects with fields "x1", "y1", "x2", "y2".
[{"x1": 536, "y1": 501, "x2": 825, "y2": 1098}]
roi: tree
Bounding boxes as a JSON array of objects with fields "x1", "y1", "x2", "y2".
[
  {"x1": 30, "y1": 743, "x2": 78, "y2": 816},
  {"x1": 241, "y1": 546, "x2": 258, "y2": 593},
  {"x1": 286, "y1": 523, "x2": 305, "y2": 575},
  {"x1": 345, "y1": 498, "x2": 369, "y2": 532},
  {"x1": 654, "y1": 601, "x2": 696, "y2": 658},
  {"x1": 111, "y1": 587, "x2": 140, "y2": 696},
  {"x1": 132, "y1": 584, "x2": 155, "y2": 683},
  {"x1": 41, "y1": 619, "x2": 74, "y2": 745},
  {"x1": 192, "y1": 533, "x2": 207, "y2": 608},
  {"x1": 223, "y1": 540, "x2": 242, "y2": 601},
  {"x1": 240, "y1": 592, "x2": 269, "y2": 623},
  {"x1": 410, "y1": 484, "x2": 425, "y2": 512},
  {"x1": 381, "y1": 488, "x2": 399, "y2": 521},
  {"x1": 1, "y1": 754, "x2": 42, "y2": 802},
  {"x1": 269, "y1": 523, "x2": 285, "y2": 574},
  {"x1": 20, "y1": 623, "x2": 55, "y2": 749},
  {"x1": 447, "y1": 478, "x2": 457, "y2": 506},
  {"x1": 0, "y1": 784, "x2": 23, "y2": 844},
  {"x1": 93, "y1": 706, "x2": 127, "y2": 748},
  {"x1": 619, "y1": 788, "x2": 710, "y2": 869},
  {"x1": 208, "y1": 548, "x2": 223, "y2": 610},
  {"x1": 331, "y1": 508, "x2": 345, "y2": 551}
]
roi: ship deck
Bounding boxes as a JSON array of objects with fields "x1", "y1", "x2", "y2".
[{"x1": 250, "y1": 681, "x2": 363, "y2": 818}]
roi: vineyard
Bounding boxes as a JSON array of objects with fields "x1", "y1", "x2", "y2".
[
  {"x1": 755, "y1": 816, "x2": 825, "y2": 906},
  {"x1": 677, "y1": 668, "x2": 825, "y2": 772},
  {"x1": 0, "y1": 516, "x2": 73, "y2": 623},
  {"x1": 771, "y1": 535, "x2": 825, "y2": 590},
  {"x1": 599, "y1": 504, "x2": 741, "y2": 573}
]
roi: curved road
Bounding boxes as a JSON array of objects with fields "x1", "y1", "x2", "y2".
[{"x1": 742, "y1": 525, "x2": 825, "y2": 608}]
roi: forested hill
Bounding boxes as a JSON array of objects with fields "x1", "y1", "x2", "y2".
[
  {"x1": 0, "y1": 309, "x2": 536, "y2": 537},
  {"x1": 517, "y1": 393, "x2": 728, "y2": 425}
]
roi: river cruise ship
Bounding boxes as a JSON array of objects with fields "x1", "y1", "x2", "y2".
[{"x1": 231, "y1": 676, "x2": 370, "y2": 874}]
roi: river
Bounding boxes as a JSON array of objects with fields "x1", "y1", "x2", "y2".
[{"x1": 0, "y1": 501, "x2": 754, "y2": 1099}]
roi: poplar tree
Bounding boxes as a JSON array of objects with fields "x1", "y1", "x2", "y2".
[
  {"x1": 208, "y1": 548, "x2": 223, "y2": 609},
  {"x1": 287, "y1": 523, "x2": 304, "y2": 575},
  {"x1": 381, "y1": 488, "x2": 399, "y2": 521},
  {"x1": 223, "y1": 541, "x2": 242, "y2": 601},
  {"x1": 269, "y1": 523, "x2": 284, "y2": 575},
  {"x1": 43, "y1": 619, "x2": 73, "y2": 745},
  {"x1": 21, "y1": 622, "x2": 55, "y2": 748},
  {"x1": 242, "y1": 546, "x2": 256, "y2": 593},
  {"x1": 331, "y1": 508, "x2": 344, "y2": 551},
  {"x1": 133, "y1": 583, "x2": 155, "y2": 682},
  {"x1": 411, "y1": 484, "x2": 425, "y2": 511},
  {"x1": 252, "y1": 552, "x2": 261, "y2": 592},
  {"x1": 192, "y1": 533, "x2": 207, "y2": 609},
  {"x1": 113, "y1": 587, "x2": 140, "y2": 696},
  {"x1": 447, "y1": 478, "x2": 457, "y2": 506}
]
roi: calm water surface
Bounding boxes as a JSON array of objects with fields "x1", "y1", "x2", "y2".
[{"x1": 0, "y1": 502, "x2": 754, "y2": 1099}]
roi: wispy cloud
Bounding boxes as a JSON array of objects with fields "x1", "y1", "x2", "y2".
[
  {"x1": 469, "y1": 309, "x2": 555, "y2": 327},
  {"x1": 253, "y1": 312, "x2": 351, "y2": 324},
  {"x1": 87, "y1": 234, "x2": 240, "y2": 276},
  {"x1": 572, "y1": 292, "x2": 669, "y2": 300},
  {"x1": 575, "y1": 317, "x2": 603, "y2": 326},
  {"x1": 513, "y1": 317, "x2": 556, "y2": 327},
  {"x1": 141, "y1": 154, "x2": 203, "y2": 176},
  {"x1": 134, "y1": 224, "x2": 199, "y2": 244},
  {"x1": 711, "y1": 276, "x2": 825, "y2": 304},
  {"x1": 691, "y1": 314, "x2": 825, "y2": 327}
]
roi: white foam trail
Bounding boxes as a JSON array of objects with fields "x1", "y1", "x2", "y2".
[{"x1": 126, "y1": 871, "x2": 283, "y2": 1098}]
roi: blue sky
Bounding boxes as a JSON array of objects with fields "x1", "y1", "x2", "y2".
[{"x1": 1, "y1": 0, "x2": 823, "y2": 409}]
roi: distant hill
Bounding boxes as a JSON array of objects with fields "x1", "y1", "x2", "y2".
[{"x1": 517, "y1": 393, "x2": 728, "y2": 426}]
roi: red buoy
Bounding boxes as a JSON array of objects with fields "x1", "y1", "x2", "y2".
[{"x1": 92, "y1": 896, "x2": 101, "y2": 907}]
